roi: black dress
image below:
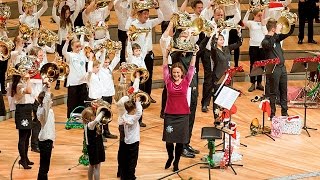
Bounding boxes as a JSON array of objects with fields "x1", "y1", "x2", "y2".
[{"x1": 86, "y1": 126, "x2": 105, "y2": 165}]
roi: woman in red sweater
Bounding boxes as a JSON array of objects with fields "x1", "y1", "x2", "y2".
[{"x1": 162, "y1": 46, "x2": 197, "y2": 172}]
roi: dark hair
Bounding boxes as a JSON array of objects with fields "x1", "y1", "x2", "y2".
[
  {"x1": 132, "y1": 43, "x2": 141, "y2": 51},
  {"x1": 171, "y1": 62, "x2": 186, "y2": 79},
  {"x1": 124, "y1": 100, "x2": 136, "y2": 113},
  {"x1": 60, "y1": 5, "x2": 72, "y2": 29},
  {"x1": 11, "y1": 74, "x2": 21, "y2": 97},
  {"x1": 137, "y1": 9, "x2": 149, "y2": 14},
  {"x1": 38, "y1": 91, "x2": 54, "y2": 106},
  {"x1": 29, "y1": 47, "x2": 42, "y2": 56},
  {"x1": 191, "y1": 0, "x2": 203, "y2": 8},
  {"x1": 266, "y1": 18, "x2": 277, "y2": 31}
]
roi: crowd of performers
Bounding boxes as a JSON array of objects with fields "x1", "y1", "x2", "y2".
[{"x1": 0, "y1": 0, "x2": 306, "y2": 179}]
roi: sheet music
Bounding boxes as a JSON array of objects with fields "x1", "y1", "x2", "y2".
[{"x1": 214, "y1": 86, "x2": 240, "y2": 110}]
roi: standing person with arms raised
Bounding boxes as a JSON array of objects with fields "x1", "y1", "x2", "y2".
[
  {"x1": 261, "y1": 18, "x2": 295, "y2": 119},
  {"x1": 162, "y1": 43, "x2": 198, "y2": 171}
]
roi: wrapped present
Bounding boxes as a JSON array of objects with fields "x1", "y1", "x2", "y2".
[
  {"x1": 281, "y1": 116, "x2": 303, "y2": 135},
  {"x1": 271, "y1": 116, "x2": 284, "y2": 138}
]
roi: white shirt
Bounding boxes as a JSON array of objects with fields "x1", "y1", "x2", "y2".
[
  {"x1": 38, "y1": 102, "x2": 56, "y2": 141},
  {"x1": 264, "y1": 0, "x2": 291, "y2": 20},
  {"x1": 126, "y1": 39, "x2": 147, "y2": 68},
  {"x1": 86, "y1": 66, "x2": 103, "y2": 99},
  {"x1": 14, "y1": 81, "x2": 34, "y2": 104},
  {"x1": 159, "y1": 33, "x2": 172, "y2": 64},
  {"x1": 63, "y1": 44, "x2": 87, "y2": 86},
  {"x1": 98, "y1": 53, "x2": 121, "y2": 97},
  {"x1": 119, "y1": 102, "x2": 142, "y2": 144},
  {"x1": 158, "y1": 0, "x2": 178, "y2": 21},
  {"x1": 116, "y1": 96, "x2": 130, "y2": 124},
  {"x1": 52, "y1": 5, "x2": 80, "y2": 44},
  {"x1": 125, "y1": 9, "x2": 164, "y2": 52},
  {"x1": 83, "y1": 6, "x2": 111, "y2": 39},
  {"x1": 114, "y1": 0, "x2": 132, "y2": 31},
  {"x1": 224, "y1": 3, "x2": 240, "y2": 17},
  {"x1": 243, "y1": 11, "x2": 267, "y2": 47},
  {"x1": 19, "y1": 1, "x2": 48, "y2": 29}
]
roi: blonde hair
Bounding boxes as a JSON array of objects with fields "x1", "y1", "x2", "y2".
[{"x1": 81, "y1": 107, "x2": 95, "y2": 124}]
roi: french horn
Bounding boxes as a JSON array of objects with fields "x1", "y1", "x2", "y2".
[
  {"x1": 277, "y1": 10, "x2": 297, "y2": 34},
  {"x1": 130, "y1": 67, "x2": 149, "y2": 84},
  {"x1": 23, "y1": 0, "x2": 43, "y2": 7},
  {"x1": 132, "y1": 0, "x2": 156, "y2": 11},
  {"x1": 0, "y1": 36, "x2": 15, "y2": 61},
  {"x1": 215, "y1": 0, "x2": 235, "y2": 6},
  {"x1": 192, "y1": 17, "x2": 215, "y2": 36},
  {"x1": 130, "y1": 91, "x2": 151, "y2": 109},
  {"x1": 38, "y1": 28, "x2": 59, "y2": 45},
  {"x1": 96, "y1": 0, "x2": 112, "y2": 9},
  {"x1": 128, "y1": 25, "x2": 151, "y2": 41},
  {"x1": 74, "y1": 24, "x2": 94, "y2": 36},
  {"x1": 40, "y1": 53, "x2": 69, "y2": 82},
  {"x1": 7, "y1": 55, "x2": 39, "y2": 77},
  {"x1": 103, "y1": 39, "x2": 122, "y2": 53},
  {"x1": 170, "y1": 38, "x2": 197, "y2": 52},
  {"x1": 0, "y1": 3, "x2": 11, "y2": 29},
  {"x1": 90, "y1": 99, "x2": 113, "y2": 134},
  {"x1": 19, "y1": 24, "x2": 37, "y2": 40},
  {"x1": 170, "y1": 11, "x2": 192, "y2": 29}
]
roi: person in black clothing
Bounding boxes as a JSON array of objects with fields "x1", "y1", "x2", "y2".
[
  {"x1": 261, "y1": 18, "x2": 295, "y2": 119},
  {"x1": 298, "y1": 0, "x2": 317, "y2": 44}
]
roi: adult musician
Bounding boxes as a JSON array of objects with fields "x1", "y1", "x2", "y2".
[
  {"x1": 298, "y1": 0, "x2": 317, "y2": 44},
  {"x1": 261, "y1": 19, "x2": 295, "y2": 119}
]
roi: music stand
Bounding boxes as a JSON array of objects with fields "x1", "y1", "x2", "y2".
[
  {"x1": 214, "y1": 86, "x2": 243, "y2": 175},
  {"x1": 157, "y1": 127, "x2": 222, "y2": 180},
  {"x1": 246, "y1": 63, "x2": 277, "y2": 141},
  {"x1": 290, "y1": 60, "x2": 318, "y2": 137}
]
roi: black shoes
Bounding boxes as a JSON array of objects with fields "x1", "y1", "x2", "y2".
[
  {"x1": 150, "y1": 97, "x2": 156, "y2": 103},
  {"x1": 187, "y1": 145, "x2": 200, "y2": 154},
  {"x1": 18, "y1": 161, "x2": 32, "y2": 169},
  {"x1": 308, "y1": 40, "x2": 317, "y2": 44},
  {"x1": 104, "y1": 133, "x2": 118, "y2": 139},
  {"x1": 182, "y1": 149, "x2": 195, "y2": 158},
  {"x1": 160, "y1": 113, "x2": 165, "y2": 119},
  {"x1": 248, "y1": 83, "x2": 255, "y2": 92},
  {"x1": 298, "y1": 40, "x2": 303, "y2": 44},
  {"x1": 202, "y1": 106, "x2": 208, "y2": 112},
  {"x1": 139, "y1": 122, "x2": 146, "y2": 127},
  {"x1": 165, "y1": 157, "x2": 174, "y2": 169},
  {"x1": 54, "y1": 85, "x2": 60, "y2": 90},
  {"x1": 256, "y1": 83, "x2": 264, "y2": 91},
  {"x1": 19, "y1": 160, "x2": 34, "y2": 165},
  {"x1": 31, "y1": 148, "x2": 40, "y2": 153}
]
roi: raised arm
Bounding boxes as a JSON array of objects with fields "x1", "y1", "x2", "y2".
[
  {"x1": 52, "y1": 2, "x2": 61, "y2": 23},
  {"x1": 243, "y1": 10, "x2": 251, "y2": 28},
  {"x1": 180, "y1": 0, "x2": 189, "y2": 12},
  {"x1": 150, "y1": 8, "x2": 164, "y2": 28},
  {"x1": 87, "y1": 111, "x2": 105, "y2": 130},
  {"x1": 276, "y1": 24, "x2": 295, "y2": 42},
  {"x1": 35, "y1": 0, "x2": 48, "y2": 19},
  {"x1": 109, "y1": 51, "x2": 121, "y2": 71}
]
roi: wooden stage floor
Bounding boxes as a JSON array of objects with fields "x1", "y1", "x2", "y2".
[{"x1": 1, "y1": 82, "x2": 320, "y2": 180}]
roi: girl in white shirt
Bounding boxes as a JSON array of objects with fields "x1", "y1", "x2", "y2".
[
  {"x1": 243, "y1": 8, "x2": 268, "y2": 92},
  {"x1": 126, "y1": 42, "x2": 147, "y2": 69},
  {"x1": 36, "y1": 81, "x2": 55, "y2": 179},
  {"x1": 19, "y1": 0, "x2": 48, "y2": 29},
  {"x1": 63, "y1": 38, "x2": 88, "y2": 119}
]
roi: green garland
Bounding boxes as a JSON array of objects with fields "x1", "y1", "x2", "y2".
[
  {"x1": 207, "y1": 140, "x2": 215, "y2": 167},
  {"x1": 78, "y1": 133, "x2": 89, "y2": 166}
]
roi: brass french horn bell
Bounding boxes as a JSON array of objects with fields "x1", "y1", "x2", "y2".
[
  {"x1": 0, "y1": 36, "x2": 15, "y2": 61},
  {"x1": 131, "y1": 67, "x2": 150, "y2": 84},
  {"x1": 128, "y1": 25, "x2": 151, "y2": 41},
  {"x1": 40, "y1": 63, "x2": 60, "y2": 82},
  {"x1": 191, "y1": 18, "x2": 204, "y2": 36},
  {"x1": 131, "y1": 91, "x2": 151, "y2": 109},
  {"x1": 277, "y1": 11, "x2": 297, "y2": 34},
  {"x1": 96, "y1": 0, "x2": 111, "y2": 9},
  {"x1": 91, "y1": 99, "x2": 113, "y2": 131}
]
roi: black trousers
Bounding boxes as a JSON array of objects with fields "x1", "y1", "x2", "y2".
[
  {"x1": 298, "y1": 8, "x2": 315, "y2": 41},
  {"x1": 249, "y1": 46, "x2": 264, "y2": 84},
  {"x1": 31, "y1": 100, "x2": 40, "y2": 150},
  {"x1": 37, "y1": 140, "x2": 53, "y2": 180},
  {"x1": 117, "y1": 139, "x2": 125, "y2": 178},
  {"x1": 0, "y1": 60, "x2": 8, "y2": 92},
  {"x1": 201, "y1": 50, "x2": 214, "y2": 107},
  {"x1": 118, "y1": 29, "x2": 128, "y2": 64},
  {"x1": 228, "y1": 29, "x2": 240, "y2": 67},
  {"x1": 268, "y1": 65, "x2": 288, "y2": 117},
  {"x1": 18, "y1": 129, "x2": 32, "y2": 163},
  {"x1": 121, "y1": 141, "x2": 139, "y2": 180},
  {"x1": 0, "y1": 90, "x2": 5, "y2": 116},
  {"x1": 211, "y1": 83, "x2": 221, "y2": 120},
  {"x1": 101, "y1": 96, "x2": 113, "y2": 135},
  {"x1": 67, "y1": 84, "x2": 88, "y2": 118},
  {"x1": 195, "y1": 33, "x2": 205, "y2": 73},
  {"x1": 144, "y1": 51, "x2": 154, "y2": 96}
]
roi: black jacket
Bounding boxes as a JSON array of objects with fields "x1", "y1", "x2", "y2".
[{"x1": 261, "y1": 24, "x2": 295, "y2": 65}]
